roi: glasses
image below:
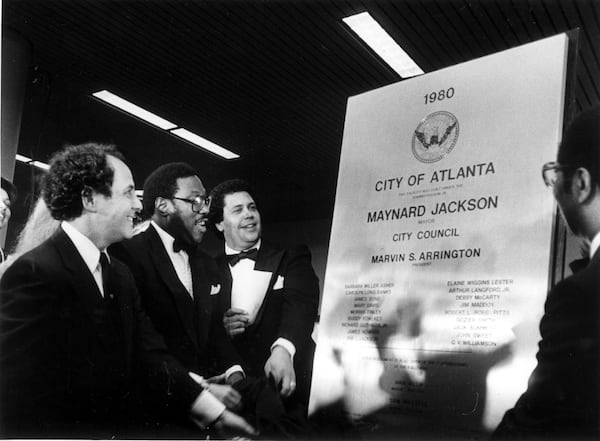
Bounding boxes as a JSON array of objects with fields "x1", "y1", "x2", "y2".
[
  {"x1": 542, "y1": 162, "x2": 573, "y2": 187},
  {"x1": 172, "y1": 195, "x2": 211, "y2": 212}
]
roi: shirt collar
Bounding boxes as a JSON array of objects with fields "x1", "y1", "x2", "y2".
[
  {"x1": 225, "y1": 239, "x2": 261, "y2": 256},
  {"x1": 590, "y1": 231, "x2": 600, "y2": 259},
  {"x1": 61, "y1": 221, "x2": 104, "y2": 273},
  {"x1": 151, "y1": 220, "x2": 176, "y2": 253}
]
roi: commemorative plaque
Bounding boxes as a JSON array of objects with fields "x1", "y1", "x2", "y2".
[{"x1": 309, "y1": 34, "x2": 569, "y2": 439}]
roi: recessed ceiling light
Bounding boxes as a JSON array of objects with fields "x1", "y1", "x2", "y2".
[
  {"x1": 170, "y1": 128, "x2": 240, "y2": 160},
  {"x1": 343, "y1": 12, "x2": 424, "y2": 78},
  {"x1": 92, "y1": 90, "x2": 177, "y2": 130}
]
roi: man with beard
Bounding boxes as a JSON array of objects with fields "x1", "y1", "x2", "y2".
[{"x1": 113, "y1": 163, "x2": 294, "y2": 437}]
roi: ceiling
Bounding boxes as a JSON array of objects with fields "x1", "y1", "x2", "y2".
[{"x1": 3, "y1": 0, "x2": 600, "y2": 224}]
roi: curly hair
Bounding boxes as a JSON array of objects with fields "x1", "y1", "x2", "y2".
[
  {"x1": 142, "y1": 162, "x2": 199, "y2": 219},
  {"x1": 208, "y1": 178, "x2": 255, "y2": 228},
  {"x1": 42, "y1": 143, "x2": 125, "y2": 221}
]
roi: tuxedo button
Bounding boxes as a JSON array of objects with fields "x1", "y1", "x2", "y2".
[{"x1": 108, "y1": 293, "x2": 115, "y2": 300}]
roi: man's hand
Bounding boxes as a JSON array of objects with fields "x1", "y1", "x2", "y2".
[
  {"x1": 205, "y1": 373, "x2": 227, "y2": 384},
  {"x1": 223, "y1": 308, "x2": 250, "y2": 337},
  {"x1": 206, "y1": 370, "x2": 244, "y2": 386},
  {"x1": 207, "y1": 384, "x2": 243, "y2": 412},
  {"x1": 264, "y1": 345, "x2": 296, "y2": 398},
  {"x1": 226, "y1": 371, "x2": 245, "y2": 385},
  {"x1": 213, "y1": 409, "x2": 258, "y2": 438}
]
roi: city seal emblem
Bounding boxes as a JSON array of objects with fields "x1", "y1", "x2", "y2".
[{"x1": 412, "y1": 111, "x2": 459, "y2": 163}]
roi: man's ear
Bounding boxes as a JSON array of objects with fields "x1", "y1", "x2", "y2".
[
  {"x1": 155, "y1": 197, "x2": 173, "y2": 217},
  {"x1": 572, "y1": 167, "x2": 594, "y2": 203},
  {"x1": 215, "y1": 220, "x2": 224, "y2": 233},
  {"x1": 81, "y1": 186, "x2": 97, "y2": 212}
]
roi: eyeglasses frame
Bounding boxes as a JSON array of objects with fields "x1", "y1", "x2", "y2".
[
  {"x1": 541, "y1": 161, "x2": 574, "y2": 188},
  {"x1": 172, "y1": 195, "x2": 211, "y2": 212}
]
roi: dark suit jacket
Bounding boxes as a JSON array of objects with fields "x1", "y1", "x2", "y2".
[
  {"x1": 0, "y1": 229, "x2": 202, "y2": 438},
  {"x1": 494, "y1": 249, "x2": 600, "y2": 439},
  {"x1": 111, "y1": 225, "x2": 241, "y2": 375},
  {"x1": 214, "y1": 241, "x2": 320, "y2": 404}
]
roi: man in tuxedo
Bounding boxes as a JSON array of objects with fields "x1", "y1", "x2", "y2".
[
  {"x1": 0, "y1": 177, "x2": 17, "y2": 262},
  {"x1": 208, "y1": 179, "x2": 320, "y2": 415},
  {"x1": 111, "y1": 163, "x2": 243, "y2": 384},
  {"x1": 112, "y1": 163, "x2": 298, "y2": 437},
  {"x1": 0, "y1": 144, "x2": 255, "y2": 438},
  {"x1": 494, "y1": 107, "x2": 600, "y2": 439}
]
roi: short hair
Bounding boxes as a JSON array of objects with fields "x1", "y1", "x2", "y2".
[
  {"x1": 1, "y1": 178, "x2": 17, "y2": 204},
  {"x1": 42, "y1": 143, "x2": 124, "y2": 221},
  {"x1": 142, "y1": 162, "x2": 199, "y2": 219},
  {"x1": 208, "y1": 178, "x2": 255, "y2": 227},
  {"x1": 558, "y1": 106, "x2": 600, "y2": 187}
]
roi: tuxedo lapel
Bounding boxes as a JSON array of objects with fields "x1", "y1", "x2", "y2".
[
  {"x1": 52, "y1": 230, "x2": 125, "y2": 353},
  {"x1": 254, "y1": 243, "x2": 285, "y2": 290},
  {"x1": 189, "y1": 252, "x2": 213, "y2": 345},
  {"x1": 218, "y1": 253, "x2": 234, "y2": 307},
  {"x1": 53, "y1": 229, "x2": 102, "y2": 301},
  {"x1": 251, "y1": 243, "x2": 285, "y2": 326},
  {"x1": 144, "y1": 227, "x2": 199, "y2": 348}
]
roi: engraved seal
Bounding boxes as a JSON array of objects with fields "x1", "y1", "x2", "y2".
[{"x1": 412, "y1": 111, "x2": 459, "y2": 163}]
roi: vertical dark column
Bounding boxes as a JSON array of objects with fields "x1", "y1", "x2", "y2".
[{"x1": 1, "y1": 30, "x2": 31, "y2": 247}]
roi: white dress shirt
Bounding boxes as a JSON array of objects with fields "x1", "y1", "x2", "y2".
[
  {"x1": 226, "y1": 240, "x2": 296, "y2": 359},
  {"x1": 151, "y1": 221, "x2": 193, "y2": 296},
  {"x1": 61, "y1": 221, "x2": 107, "y2": 297},
  {"x1": 227, "y1": 240, "x2": 270, "y2": 324}
]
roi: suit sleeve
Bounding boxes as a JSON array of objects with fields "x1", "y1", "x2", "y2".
[
  {"x1": 113, "y1": 260, "x2": 205, "y2": 410},
  {"x1": 493, "y1": 277, "x2": 598, "y2": 438},
  {"x1": 276, "y1": 245, "x2": 320, "y2": 354},
  {"x1": 0, "y1": 257, "x2": 66, "y2": 418}
]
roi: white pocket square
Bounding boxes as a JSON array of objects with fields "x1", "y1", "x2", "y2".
[
  {"x1": 210, "y1": 284, "x2": 221, "y2": 295},
  {"x1": 273, "y1": 275, "x2": 285, "y2": 290}
]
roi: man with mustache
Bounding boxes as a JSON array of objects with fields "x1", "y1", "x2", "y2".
[{"x1": 113, "y1": 163, "x2": 291, "y2": 437}]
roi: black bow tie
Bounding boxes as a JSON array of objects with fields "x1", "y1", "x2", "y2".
[
  {"x1": 227, "y1": 248, "x2": 258, "y2": 266},
  {"x1": 173, "y1": 239, "x2": 197, "y2": 254}
]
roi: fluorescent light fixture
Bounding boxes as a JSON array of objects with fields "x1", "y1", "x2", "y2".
[
  {"x1": 343, "y1": 12, "x2": 424, "y2": 78},
  {"x1": 170, "y1": 128, "x2": 240, "y2": 160},
  {"x1": 92, "y1": 90, "x2": 177, "y2": 130},
  {"x1": 16, "y1": 154, "x2": 32, "y2": 163},
  {"x1": 92, "y1": 90, "x2": 240, "y2": 160},
  {"x1": 30, "y1": 161, "x2": 50, "y2": 170},
  {"x1": 16, "y1": 154, "x2": 49, "y2": 170}
]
